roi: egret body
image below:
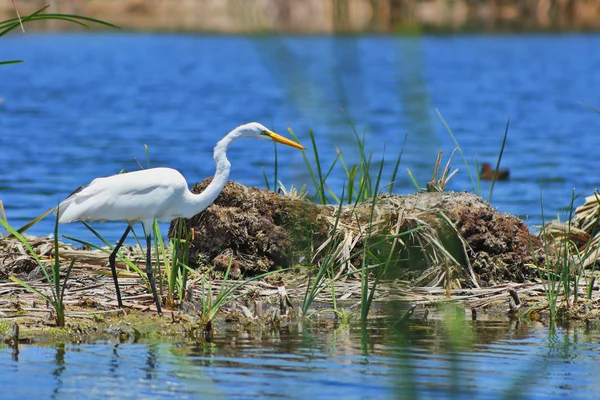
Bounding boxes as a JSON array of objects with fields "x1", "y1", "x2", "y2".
[{"x1": 57, "y1": 122, "x2": 305, "y2": 314}]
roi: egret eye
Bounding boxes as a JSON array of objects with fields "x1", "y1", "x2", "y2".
[{"x1": 260, "y1": 130, "x2": 269, "y2": 136}]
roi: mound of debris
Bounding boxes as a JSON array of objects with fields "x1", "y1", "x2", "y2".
[{"x1": 169, "y1": 179, "x2": 544, "y2": 287}]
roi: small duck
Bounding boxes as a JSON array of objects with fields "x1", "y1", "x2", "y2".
[{"x1": 480, "y1": 163, "x2": 510, "y2": 181}]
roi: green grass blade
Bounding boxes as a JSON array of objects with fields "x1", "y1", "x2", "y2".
[
  {"x1": 487, "y1": 119, "x2": 510, "y2": 203},
  {"x1": 335, "y1": 146, "x2": 351, "y2": 176},
  {"x1": 0, "y1": 218, "x2": 44, "y2": 266},
  {"x1": 361, "y1": 149, "x2": 387, "y2": 323},
  {"x1": 0, "y1": 5, "x2": 118, "y2": 37},
  {"x1": 347, "y1": 166, "x2": 358, "y2": 204},
  {"x1": 587, "y1": 277, "x2": 596, "y2": 300},
  {"x1": 436, "y1": 109, "x2": 476, "y2": 192},
  {"x1": 475, "y1": 155, "x2": 481, "y2": 196},
  {"x1": 8, "y1": 207, "x2": 55, "y2": 237},
  {"x1": 81, "y1": 221, "x2": 113, "y2": 247},
  {"x1": 358, "y1": 151, "x2": 375, "y2": 202},
  {"x1": 37, "y1": 16, "x2": 93, "y2": 28},
  {"x1": 168, "y1": 218, "x2": 191, "y2": 300},
  {"x1": 262, "y1": 167, "x2": 271, "y2": 191},
  {"x1": 34, "y1": 13, "x2": 119, "y2": 29},
  {"x1": 321, "y1": 151, "x2": 341, "y2": 184},
  {"x1": 153, "y1": 219, "x2": 167, "y2": 297},
  {"x1": 346, "y1": 114, "x2": 367, "y2": 164},
  {"x1": 309, "y1": 129, "x2": 327, "y2": 204},
  {"x1": 343, "y1": 115, "x2": 374, "y2": 202},
  {"x1": 0, "y1": 5, "x2": 49, "y2": 28},
  {"x1": 60, "y1": 259, "x2": 76, "y2": 303},
  {"x1": 333, "y1": 147, "x2": 355, "y2": 202},
  {"x1": 9, "y1": 276, "x2": 53, "y2": 304},
  {"x1": 52, "y1": 207, "x2": 61, "y2": 302},
  {"x1": 324, "y1": 183, "x2": 341, "y2": 204},
  {"x1": 288, "y1": 127, "x2": 321, "y2": 202},
  {"x1": 144, "y1": 143, "x2": 151, "y2": 168},
  {"x1": 0, "y1": 60, "x2": 24, "y2": 65},
  {"x1": 64, "y1": 231, "x2": 146, "y2": 279},
  {"x1": 302, "y1": 184, "x2": 345, "y2": 315},
  {"x1": 406, "y1": 169, "x2": 421, "y2": 192},
  {"x1": 537, "y1": 183, "x2": 558, "y2": 320},
  {"x1": 0, "y1": 201, "x2": 5, "y2": 231},
  {"x1": 389, "y1": 133, "x2": 408, "y2": 194},
  {"x1": 579, "y1": 102, "x2": 600, "y2": 115},
  {"x1": 0, "y1": 22, "x2": 20, "y2": 37},
  {"x1": 372, "y1": 145, "x2": 386, "y2": 198},
  {"x1": 0, "y1": 7, "x2": 45, "y2": 36},
  {"x1": 207, "y1": 264, "x2": 290, "y2": 322}
]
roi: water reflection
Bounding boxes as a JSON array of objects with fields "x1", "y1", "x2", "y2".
[
  {"x1": 143, "y1": 343, "x2": 159, "y2": 381},
  {"x1": 51, "y1": 343, "x2": 65, "y2": 400},
  {"x1": 2, "y1": 320, "x2": 600, "y2": 398}
]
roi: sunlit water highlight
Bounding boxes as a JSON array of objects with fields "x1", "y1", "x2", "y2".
[{"x1": 2, "y1": 33, "x2": 600, "y2": 243}]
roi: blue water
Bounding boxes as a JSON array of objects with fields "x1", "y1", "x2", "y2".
[
  {"x1": 3, "y1": 33, "x2": 600, "y2": 398},
  {"x1": 2, "y1": 33, "x2": 600, "y2": 242},
  {"x1": 1, "y1": 322, "x2": 599, "y2": 399}
]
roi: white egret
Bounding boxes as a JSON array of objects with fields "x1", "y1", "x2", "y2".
[{"x1": 57, "y1": 122, "x2": 305, "y2": 314}]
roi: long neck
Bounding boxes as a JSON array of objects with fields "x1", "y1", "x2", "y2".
[{"x1": 180, "y1": 134, "x2": 236, "y2": 218}]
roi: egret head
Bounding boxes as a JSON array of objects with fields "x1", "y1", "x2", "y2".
[{"x1": 235, "y1": 122, "x2": 306, "y2": 150}]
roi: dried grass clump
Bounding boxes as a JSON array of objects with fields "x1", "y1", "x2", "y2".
[
  {"x1": 176, "y1": 181, "x2": 542, "y2": 289},
  {"x1": 541, "y1": 190, "x2": 600, "y2": 269}
]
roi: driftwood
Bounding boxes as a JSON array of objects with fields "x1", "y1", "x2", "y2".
[{"x1": 170, "y1": 179, "x2": 544, "y2": 288}]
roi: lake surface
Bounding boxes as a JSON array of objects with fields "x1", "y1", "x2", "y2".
[
  {"x1": 2, "y1": 32, "x2": 600, "y2": 399},
  {"x1": 1, "y1": 320, "x2": 600, "y2": 399},
  {"x1": 2, "y1": 33, "x2": 600, "y2": 242}
]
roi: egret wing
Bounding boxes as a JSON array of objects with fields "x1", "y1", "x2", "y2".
[{"x1": 57, "y1": 168, "x2": 188, "y2": 223}]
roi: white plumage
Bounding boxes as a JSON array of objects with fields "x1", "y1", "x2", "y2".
[
  {"x1": 57, "y1": 122, "x2": 305, "y2": 315},
  {"x1": 59, "y1": 167, "x2": 188, "y2": 226}
]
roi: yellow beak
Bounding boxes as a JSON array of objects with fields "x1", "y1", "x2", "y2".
[{"x1": 266, "y1": 131, "x2": 306, "y2": 150}]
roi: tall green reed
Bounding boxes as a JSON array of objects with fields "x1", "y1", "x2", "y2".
[
  {"x1": 65, "y1": 155, "x2": 158, "y2": 302},
  {"x1": 1, "y1": 5, "x2": 117, "y2": 65},
  {"x1": 527, "y1": 103, "x2": 600, "y2": 320},
  {"x1": 289, "y1": 121, "x2": 418, "y2": 324},
  {"x1": 0, "y1": 4, "x2": 117, "y2": 322},
  {"x1": 579, "y1": 191, "x2": 600, "y2": 300},
  {"x1": 533, "y1": 188, "x2": 589, "y2": 320},
  {"x1": 288, "y1": 121, "x2": 405, "y2": 205},
  {"x1": 199, "y1": 257, "x2": 285, "y2": 335},
  {"x1": 358, "y1": 147, "x2": 386, "y2": 325},
  {"x1": 560, "y1": 190, "x2": 577, "y2": 306},
  {"x1": 1, "y1": 209, "x2": 75, "y2": 327},
  {"x1": 0, "y1": 201, "x2": 6, "y2": 230},
  {"x1": 436, "y1": 109, "x2": 509, "y2": 202},
  {"x1": 64, "y1": 222, "x2": 147, "y2": 282},
  {"x1": 301, "y1": 187, "x2": 346, "y2": 316},
  {"x1": 535, "y1": 186, "x2": 560, "y2": 320},
  {"x1": 535, "y1": 189, "x2": 600, "y2": 319},
  {"x1": 156, "y1": 219, "x2": 193, "y2": 306}
]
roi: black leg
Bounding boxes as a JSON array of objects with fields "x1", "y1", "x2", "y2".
[
  {"x1": 108, "y1": 225, "x2": 132, "y2": 308},
  {"x1": 146, "y1": 234, "x2": 162, "y2": 315}
]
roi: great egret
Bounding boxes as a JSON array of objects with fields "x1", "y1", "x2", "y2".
[{"x1": 57, "y1": 122, "x2": 305, "y2": 314}]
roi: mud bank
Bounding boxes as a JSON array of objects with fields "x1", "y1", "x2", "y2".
[{"x1": 2, "y1": 185, "x2": 600, "y2": 342}]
